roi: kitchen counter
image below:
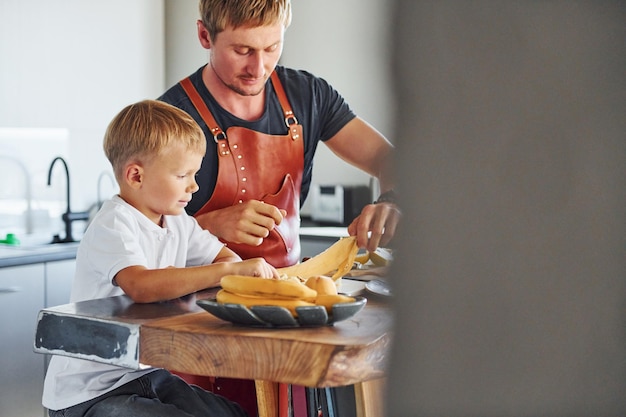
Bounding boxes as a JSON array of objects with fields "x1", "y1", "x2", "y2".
[
  {"x1": 299, "y1": 225, "x2": 348, "y2": 238},
  {"x1": 0, "y1": 241, "x2": 79, "y2": 268},
  {"x1": 299, "y1": 219, "x2": 349, "y2": 259},
  {"x1": 299, "y1": 217, "x2": 349, "y2": 239},
  {"x1": 1, "y1": 237, "x2": 79, "y2": 417},
  {"x1": 0, "y1": 221, "x2": 344, "y2": 269}
]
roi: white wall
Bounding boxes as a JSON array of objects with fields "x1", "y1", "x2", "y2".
[
  {"x1": 0, "y1": 0, "x2": 165, "y2": 237},
  {"x1": 164, "y1": 0, "x2": 207, "y2": 87},
  {"x1": 282, "y1": 0, "x2": 394, "y2": 183},
  {"x1": 0, "y1": 0, "x2": 391, "y2": 237},
  {"x1": 282, "y1": 0, "x2": 394, "y2": 213}
]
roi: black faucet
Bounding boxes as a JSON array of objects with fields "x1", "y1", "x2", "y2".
[{"x1": 47, "y1": 156, "x2": 90, "y2": 243}]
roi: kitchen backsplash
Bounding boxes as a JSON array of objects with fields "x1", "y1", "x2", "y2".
[{"x1": 0, "y1": 128, "x2": 70, "y2": 239}]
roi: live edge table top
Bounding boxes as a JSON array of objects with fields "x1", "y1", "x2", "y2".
[{"x1": 35, "y1": 288, "x2": 393, "y2": 388}]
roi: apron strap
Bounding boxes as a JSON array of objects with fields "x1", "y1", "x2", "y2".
[
  {"x1": 179, "y1": 77, "x2": 231, "y2": 157},
  {"x1": 270, "y1": 72, "x2": 300, "y2": 140},
  {"x1": 179, "y1": 72, "x2": 300, "y2": 142}
]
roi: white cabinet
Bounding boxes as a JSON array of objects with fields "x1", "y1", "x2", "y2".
[
  {"x1": 0, "y1": 258, "x2": 76, "y2": 417},
  {"x1": 42, "y1": 259, "x2": 77, "y2": 415},
  {"x1": 45, "y1": 259, "x2": 76, "y2": 307},
  {"x1": 0, "y1": 263, "x2": 46, "y2": 417}
]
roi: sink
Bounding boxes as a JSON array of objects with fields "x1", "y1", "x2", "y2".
[
  {"x1": 0, "y1": 238, "x2": 80, "y2": 265},
  {"x1": 0, "y1": 245, "x2": 26, "y2": 256},
  {"x1": 20, "y1": 241, "x2": 80, "y2": 252},
  {"x1": 0, "y1": 233, "x2": 80, "y2": 255}
]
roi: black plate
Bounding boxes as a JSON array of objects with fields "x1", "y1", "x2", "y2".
[{"x1": 196, "y1": 296, "x2": 367, "y2": 328}]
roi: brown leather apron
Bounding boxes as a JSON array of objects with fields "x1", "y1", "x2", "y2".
[{"x1": 179, "y1": 72, "x2": 304, "y2": 268}]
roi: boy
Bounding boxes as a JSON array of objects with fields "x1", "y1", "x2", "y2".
[{"x1": 42, "y1": 100, "x2": 278, "y2": 417}]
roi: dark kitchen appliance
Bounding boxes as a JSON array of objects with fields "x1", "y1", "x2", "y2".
[{"x1": 310, "y1": 184, "x2": 371, "y2": 226}]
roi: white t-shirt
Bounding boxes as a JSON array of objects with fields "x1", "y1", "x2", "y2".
[{"x1": 42, "y1": 195, "x2": 225, "y2": 410}]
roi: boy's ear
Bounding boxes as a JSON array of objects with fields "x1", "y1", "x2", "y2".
[{"x1": 123, "y1": 163, "x2": 143, "y2": 189}]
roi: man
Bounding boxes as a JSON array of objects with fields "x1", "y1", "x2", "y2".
[
  {"x1": 159, "y1": 1, "x2": 401, "y2": 414},
  {"x1": 159, "y1": 0, "x2": 400, "y2": 269}
]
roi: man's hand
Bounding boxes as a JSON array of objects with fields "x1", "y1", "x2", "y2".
[
  {"x1": 347, "y1": 202, "x2": 401, "y2": 252},
  {"x1": 195, "y1": 200, "x2": 287, "y2": 246}
]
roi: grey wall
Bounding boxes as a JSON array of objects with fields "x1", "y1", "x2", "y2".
[{"x1": 387, "y1": 1, "x2": 626, "y2": 416}]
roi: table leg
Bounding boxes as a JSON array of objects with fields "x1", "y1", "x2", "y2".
[
  {"x1": 353, "y1": 378, "x2": 386, "y2": 417},
  {"x1": 255, "y1": 381, "x2": 291, "y2": 417},
  {"x1": 255, "y1": 380, "x2": 279, "y2": 417}
]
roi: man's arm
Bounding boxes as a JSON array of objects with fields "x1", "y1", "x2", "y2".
[{"x1": 325, "y1": 117, "x2": 401, "y2": 251}]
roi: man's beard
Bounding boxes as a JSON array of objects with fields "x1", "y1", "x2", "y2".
[
  {"x1": 212, "y1": 62, "x2": 265, "y2": 97},
  {"x1": 227, "y1": 80, "x2": 264, "y2": 97}
]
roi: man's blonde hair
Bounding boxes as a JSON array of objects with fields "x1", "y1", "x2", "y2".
[
  {"x1": 103, "y1": 100, "x2": 206, "y2": 180},
  {"x1": 199, "y1": 0, "x2": 292, "y2": 41}
]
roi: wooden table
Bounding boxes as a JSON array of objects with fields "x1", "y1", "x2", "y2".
[{"x1": 34, "y1": 288, "x2": 392, "y2": 417}]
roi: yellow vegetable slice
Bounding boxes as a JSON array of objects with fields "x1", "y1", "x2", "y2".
[
  {"x1": 220, "y1": 275, "x2": 317, "y2": 301},
  {"x1": 304, "y1": 275, "x2": 338, "y2": 296},
  {"x1": 278, "y1": 236, "x2": 359, "y2": 281},
  {"x1": 354, "y1": 251, "x2": 370, "y2": 265},
  {"x1": 216, "y1": 289, "x2": 315, "y2": 316},
  {"x1": 315, "y1": 294, "x2": 356, "y2": 313},
  {"x1": 369, "y1": 247, "x2": 394, "y2": 266}
]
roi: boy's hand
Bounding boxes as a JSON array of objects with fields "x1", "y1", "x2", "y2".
[{"x1": 235, "y1": 257, "x2": 280, "y2": 279}]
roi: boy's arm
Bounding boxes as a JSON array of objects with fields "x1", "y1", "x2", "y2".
[
  {"x1": 115, "y1": 247, "x2": 279, "y2": 303},
  {"x1": 212, "y1": 246, "x2": 243, "y2": 264}
]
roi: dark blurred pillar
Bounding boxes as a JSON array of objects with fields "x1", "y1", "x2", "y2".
[{"x1": 387, "y1": 2, "x2": 626, "y2": 416}]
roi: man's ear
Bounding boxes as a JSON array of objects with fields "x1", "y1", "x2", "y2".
[
  {"x1": 197, "y1": 19, "x2": 212, "y2": 49},
  {"x1": 124, "y1": 163, "x2": 143, "y2": 189}
]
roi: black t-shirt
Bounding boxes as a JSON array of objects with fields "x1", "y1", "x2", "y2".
[{"x1": 158, "y1": 65, "x2": 356, "y2": 216}]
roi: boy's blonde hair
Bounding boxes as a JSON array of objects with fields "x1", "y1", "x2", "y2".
[
  {"x1": 103, "y1": 100, "x2": 206, "y2": 180},
  {"x1": 199, "y1": 0, "x2": 292, "y2": 42}
]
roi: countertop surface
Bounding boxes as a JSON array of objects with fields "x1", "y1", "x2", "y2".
[
  {"x1": 0, "y1": 221, "x2": 345, "y2": 268},
  {"x1": 299, "y1": 218, "x2": 349, "y2": 239},
  {"x1": 299, "y1": 226, "x2": 348, "y2": 238},
  {"x1": 0, "y1": 241, "x2": 79, "y2": 268}
]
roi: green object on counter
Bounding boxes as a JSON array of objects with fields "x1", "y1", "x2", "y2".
[{"x1": 0, "y1": 233, "x2": 20, "y2": 246}]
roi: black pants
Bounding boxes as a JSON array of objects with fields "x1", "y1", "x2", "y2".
[{"x1": 48, "y1": 369, "x2": 249, "y2": 417}]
